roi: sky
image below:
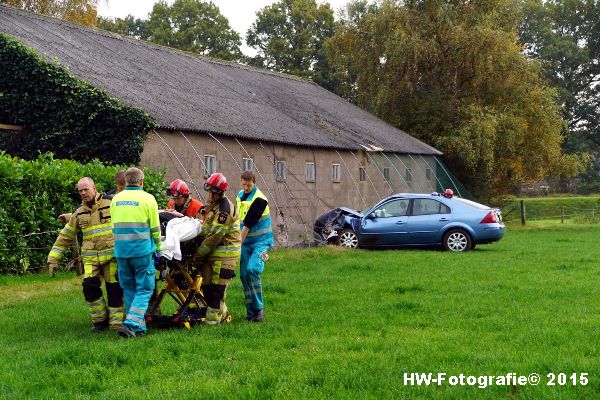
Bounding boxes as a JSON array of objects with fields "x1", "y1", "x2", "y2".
[{"x1": 97, "y1": 0, "x2": 350, "y2": 56}]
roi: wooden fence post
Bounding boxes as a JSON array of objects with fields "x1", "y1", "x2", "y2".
[
  {"x1": 520, "y1": 200, "x2": 526, "y2": 226},
  {"x1": 561, "y1": 206, "x2": 564, "y2": 224}
]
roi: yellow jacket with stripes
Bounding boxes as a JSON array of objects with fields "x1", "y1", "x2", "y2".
[
  {"x1": 47, "y1": 193, "x2": 114, "y2": 266},
  {"x1": 196, "y1": 196, "x2": 241, "y2": 262}
]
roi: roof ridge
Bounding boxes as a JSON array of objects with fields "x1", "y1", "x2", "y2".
[{"x1": 0, "y1": 4, "x2": 316, "y2": 85}]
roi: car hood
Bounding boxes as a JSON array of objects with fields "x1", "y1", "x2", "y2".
[{"x1": 338, "y1": 207, "x2": 363, "y2": 218}]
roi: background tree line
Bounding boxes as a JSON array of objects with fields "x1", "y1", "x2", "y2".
[{"x1": 2, "y1": 0, "x2": 599, "y2": 199}]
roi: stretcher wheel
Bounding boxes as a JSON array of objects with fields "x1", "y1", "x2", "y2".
[{"x1": 222, "y1": 314, "x2": 233, "y2": 324}]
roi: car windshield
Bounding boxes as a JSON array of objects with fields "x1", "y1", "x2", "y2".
[{"x1": 453, "y1": 197, "x2": 489, "y2": 210}]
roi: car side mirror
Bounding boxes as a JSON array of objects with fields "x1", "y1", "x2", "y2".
[{"x1": 367, "y1": 212, "x2": 376, "y2": 219}]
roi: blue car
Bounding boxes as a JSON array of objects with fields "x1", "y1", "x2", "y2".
[{"x1": 329, "y1": 190, "x2": 505, "y2": 252}]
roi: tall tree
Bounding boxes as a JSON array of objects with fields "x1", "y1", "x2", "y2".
[
  {"x1": 97, "y1": 15, "x2": 149, "y2": 40},
  {"x1": 328, "y1": 0, "x2": 579, "y2": 198},
  {"x1": 1, "y1": 0, "x2": 100, "y2": 26},
  {"x1": 520, "y1": 0, "x2": 600, "y2": 193},
  {"x1": 146, "y1": 0, "x2": 242, "y2": 61},
  {"x1": 520, "y1": 0, "x2": 600, "y2": 153},
  {"x1": 246, "y1": 0, "x2": 337, "y2": 91}
]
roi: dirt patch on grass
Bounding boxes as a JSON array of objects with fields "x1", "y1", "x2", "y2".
[{"x1": 0, "y1": 277, "x2": 80, "y2": 308}]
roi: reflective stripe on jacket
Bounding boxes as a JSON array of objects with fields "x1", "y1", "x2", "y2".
[
  {"x1": 236, "y1": 186, "x2": 273, "y2": 245},
  {"x1": 47, "y1": 193, "x2": 114, "y2": 266},
  {"x1": 196, "y1": 196, "x2": 241, "y2": 262},
  {"x1": 110, "y1": 186, "x2": 161, "y2": 258}
]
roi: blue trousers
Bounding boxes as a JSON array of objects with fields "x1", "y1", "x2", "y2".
[
  {"x1": 240, "y1": 241, "x2": 270, "y2": 313},
  {"x1": 117, "y1": 254, "x2": 155, "y2": 333}
]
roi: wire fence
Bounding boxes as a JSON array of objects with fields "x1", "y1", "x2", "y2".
[{"x1": 502, "y1": 203, "x2": 600, "y2": 224}]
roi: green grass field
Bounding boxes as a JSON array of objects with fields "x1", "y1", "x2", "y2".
[{"x1": 1, "y1": 224, "x2": 599, "y2": 399}]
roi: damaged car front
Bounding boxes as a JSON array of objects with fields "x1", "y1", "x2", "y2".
[{"x1": 313, "y1": 207, "x2": 362, "y2": 246}]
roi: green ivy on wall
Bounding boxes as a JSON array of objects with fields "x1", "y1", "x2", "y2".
[{"x1": 0, "y1": 33, "x2": 155, "y2": 164}]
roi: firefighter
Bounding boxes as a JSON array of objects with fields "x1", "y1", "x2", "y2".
[
  {"x1": 194, "y1": 172, "x2": 241, "y2": 325},
  {"x1": 236, "y1": 170, "x2": 274, "y2": 322},
  {"x1": 47, "y1": 177, "x2": 124, "y2": 332},
  {"x1": 58, "y1": 169, "x2": 125, "y2": 223},
  {"x1": 110, "y1": 167, "x2": 162, "y2": 338},
  {"x1": 165, "y1": 179, "x2": 204, "y2": 219}
]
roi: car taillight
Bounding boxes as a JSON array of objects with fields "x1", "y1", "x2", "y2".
[{"x1": 480, "y1": 211, "x2": 498, "y2": 224}]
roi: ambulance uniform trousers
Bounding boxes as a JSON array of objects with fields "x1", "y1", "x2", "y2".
[
  {"x1": 117, "y1": 254, "x2": 155, "y2": 334},
  {"x1": 240, "y1": 240, "x2": 270, "y2": 312}
]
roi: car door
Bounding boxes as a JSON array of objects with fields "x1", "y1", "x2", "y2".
[
  {"x1": 405, "y1": 198, "x2": 452, "y2": 244},
  {"x1": 358, "y1": 198, "x2": 411, "y2": 247}
]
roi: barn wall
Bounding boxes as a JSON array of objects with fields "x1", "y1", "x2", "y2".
[{"x1": 141, "y1": 130, "x2": 438, "y2": 246}]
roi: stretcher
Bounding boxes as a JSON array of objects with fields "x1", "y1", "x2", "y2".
[{"x1": 145, "y1": 214, "x2": 232, "y2": 329}]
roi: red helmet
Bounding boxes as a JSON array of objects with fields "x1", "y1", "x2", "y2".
[
  {"x1": 204, "y1": 173, "x2": 228, "y2": 192},
  {"x1": 167, "y1": 179, "x2": 190, "y2": 198},
  {"x1": 443, "y1": 188, "x2": 454, "y2": 198}
]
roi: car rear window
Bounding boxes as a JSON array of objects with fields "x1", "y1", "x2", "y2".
[{"x1": 452, "y1": 197, "x2": 489, "y2": 210}]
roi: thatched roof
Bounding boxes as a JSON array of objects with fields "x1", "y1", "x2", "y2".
[{"x1": 0, "y1": 5, "x2": 441, "y2": 155}]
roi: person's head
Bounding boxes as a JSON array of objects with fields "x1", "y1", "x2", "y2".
[
  {"x1": 77, "y1": 177, "x2": 97, "y2": 203},
  {"x1": 125, "y1": 167, "x2": 144, "y2": 187},
  {"x1": 167, "y1": 179, "x2": 190, "y2": 206},
  {"x1": 240, "y1": 170, "x2": 256, "y2": 194},
  {"x1": 114, "y1": 170, "x2": 126, "y2": 193},
  {"x1": 204, "y1": 172, "x2": 228, "y2": 203}
]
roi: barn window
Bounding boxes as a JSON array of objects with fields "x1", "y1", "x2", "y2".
[
  {"x1": 359, "y1": 167, "x2": 366, "y2": 182},
  {"x1": 383, "y1": 167, "x2": 390, "y2": 181},
  {"x1": 332, "y1": 164, "x2": 340, "y2": 183},
  {"x1": 425, "y1": 168, "x2": 432, "y2": 181},
  {"x1": 405, "y1": 168, "x2": 412, "y2": 182},
  {"x1": 204, "y1": 155, "x2": 216, "y2": 178},
  {"x1": 276, "y1": 161, "x2": 286, "y2": 182},
  {"x1": 242, "y1": 157, "x2": 253, "y2": 171},
  {"x1": 305, "y1": 162, "x2": 315, "y2": 182}
]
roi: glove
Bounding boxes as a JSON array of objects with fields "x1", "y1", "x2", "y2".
[
  {"x1": 48, "y1": 261, "x2": 58, "y2": 278},
  {"x1": 160, "y1": 267, "x2": 170, "y2": 281}
]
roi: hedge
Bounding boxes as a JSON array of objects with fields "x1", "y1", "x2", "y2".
[{"x1": 0, "y1": 152, "x2": 167, "y2": 274}]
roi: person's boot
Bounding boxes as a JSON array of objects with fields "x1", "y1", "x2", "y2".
[
  {"x1": 91, "y1": 319, "x2": 109, "y2": 332},
  {"x1": 118, "y1": 324, "x2": 137, "y2": 338},
  {"x1": 204, "y1": 306, "x2": 222, "y2": 326},
  {"x1": 251, "y1": 309, "x2": 265, "y2": 322},
  {"x1": 220, "y1": 303, "x2": 230, "y2": 322}
]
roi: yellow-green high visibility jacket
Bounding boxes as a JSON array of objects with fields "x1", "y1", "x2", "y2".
[
  {"x1": 47, "y1": 193, "x2": 114, "y2": 266},
  {"x1": 196, "y1": 196, "x2": 241, "y2": 262},
  {"x1": 236, "y1": 186, "x2": 273, "y2": 245},
  {"x1": 110, "y1": 186, "x2": 161, "y2": 258}
]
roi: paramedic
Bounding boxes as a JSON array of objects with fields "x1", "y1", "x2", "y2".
[{"x1": 110, "y1": 167, "x2": 161, "y2": 338}]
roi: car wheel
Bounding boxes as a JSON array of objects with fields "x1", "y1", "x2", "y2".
[
  {"x1": 443, "y1": 229, "x2": 472, "y2": 252},
  {"x1": 338, "y1": 229, "x2": 358, "y2": 249}
]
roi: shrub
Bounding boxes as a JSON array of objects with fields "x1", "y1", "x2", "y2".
[{"x1": 0, "y1": 152, "x2": 167, "y2": 274}]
